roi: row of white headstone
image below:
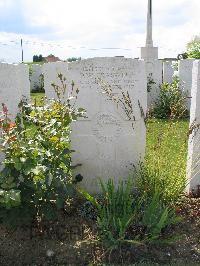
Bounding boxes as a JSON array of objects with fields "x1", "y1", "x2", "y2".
[
  {"x1": 30, "y1": 59, "x2": 195, "y2": 111},
  {"x1": 0, "y1": 58, "x2": 199, "y2": 193}
]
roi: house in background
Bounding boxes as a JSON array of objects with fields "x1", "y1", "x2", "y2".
[{"x1": 43, "y1": 54, "x2": 61, "y2": 63}]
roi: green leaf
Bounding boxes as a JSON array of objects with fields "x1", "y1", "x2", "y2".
[
  {"x1": 78, "y1": 188, "x2": 99, "y2": 209},
  {"x1": 0, "y1": 189, "x2": 21, "y2": 209}
]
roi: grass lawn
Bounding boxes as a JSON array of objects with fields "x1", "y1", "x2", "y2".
[
  {"x1": 146, "y1": 118, "x2": 189, "y2": 168},
  {"x1": 145, "y1": 118, "x2": 189, "y2": 201},
  {"x1": 31, "y1": 92, "x2": 45, "y2": 106}
]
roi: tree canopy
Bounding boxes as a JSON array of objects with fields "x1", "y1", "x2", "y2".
[
  {"x1": 33, "y1": 54, "x2": 43, "y2": 62},
  {"x1": 186, "y1": 35, "x2": 200, "y2": 59}
]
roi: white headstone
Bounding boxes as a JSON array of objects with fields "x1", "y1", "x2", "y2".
[
  {"x1": 0, "y1": 63, "x2": 30, "y2": 120},
  {"x1": 30, "y1": 64, "x2": 43, "y2": 92},
  {"x1": 178, "y1": 59, "x2": 196, "y2": 110},
  {"x1": 187, "y1": 60, "x2": 200, "y2": 194},
  {"x1": 146, "y1": 59, "x2": 163, "y2": 108},
  {"x1": 17, "y1": 63, "x2": 30, "y2": 99},
  {"x1": 163, "y1": 61, "x2": 174, "y2": 84},
  {"x1": 0, "y1": 63, "x2": 30, "y2": 167},
  {"x1": 43, "y1": 62, "x2": 68, "y2": 98},
  {"x1": 44, "y1": 58, "x2": 147, "y2": 193}
]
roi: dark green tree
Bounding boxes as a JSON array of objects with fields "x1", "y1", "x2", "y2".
[
  {"x1": 67, "y1": 57, "x2": 81, "y2": 62},
  {"x1": 33, "y1": 54, "x2": 43, "y2": 62},
  {"x1": 186, "y1": 35, "x2": 200, "y2": 59}
]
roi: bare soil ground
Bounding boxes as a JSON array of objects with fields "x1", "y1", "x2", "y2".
[{"x1": 0, "y1": 197, "x2": 200, "y2": 266}]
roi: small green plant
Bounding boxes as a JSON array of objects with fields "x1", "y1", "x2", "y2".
[
  {"x1": 79, "y1": 178, "x2": 142, "y2": 249},
  {"x1": 141, "y1": 191, "x2": 181, "y2": 241},
  {"x1": 96, "y1": 179, "x2": 135, "y2": 248},
  {"x1": 79, "y1": 176, "x2": 181, "y2": 249},
  {"x1": 153, "y1": 77, "x2": 188, "y2": 119},
  {"x1": 147, "y1": 73, "x2": 156, "y2": 93},
  {"x1": 0, "y1": 73, "x2": 86, "y2": 226}
]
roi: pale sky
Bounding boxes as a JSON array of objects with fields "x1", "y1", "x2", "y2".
[{"x1": 0, "y1": 0, "x2": 199, "y2": 63}]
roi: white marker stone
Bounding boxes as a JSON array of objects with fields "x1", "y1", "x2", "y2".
[
  {"x1": 44, "y1": 58, "x2": 147, "y2": 193},
  {"x1": 163, "y1": 61, "x2": 174, "y2": 84},
  {"x1": 30, "y1": 64, "x2": 43, "y2": 92},
  {"x1": 178, "y1": 59, "x2": 196, "y2": 110},
  {"x1": 187, "y1": 60, "x2": 200, "y2": 194},
  {"x1": 0, "y1": 63, "x2": 30, "y2": 120}
]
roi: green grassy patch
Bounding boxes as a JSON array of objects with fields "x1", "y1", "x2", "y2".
[
  {"x1": 31, "y1": 92, "x2": 45, "y2": 106},
  {"x1": 145, "y1": 118, "x2": 189, "y2": 202},
  {"x1": 146, "y1": 118, "x2": 189, "y2": 173}
]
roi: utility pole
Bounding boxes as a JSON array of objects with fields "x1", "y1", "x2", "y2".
[{"x1": 21, "y1": 38, "x2": 24, "y2": 63}]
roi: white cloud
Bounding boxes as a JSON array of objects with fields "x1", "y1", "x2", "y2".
[{"x1": 0, "y1": 0, "x2": 199, "y2": 62}]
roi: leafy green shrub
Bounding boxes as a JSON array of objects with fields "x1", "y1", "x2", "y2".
[
  {"x1": 153, "y1": 77, "x2": 188, "y2": 119},
  {"x1": 0, "y1": 74, "x2": 85, "y2": 226},
  {"x1": 186, "y1": 35, "x2": 200, "y2": 59}
]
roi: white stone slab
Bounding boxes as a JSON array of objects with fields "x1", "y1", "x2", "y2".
[
  {"x1": 178, "y1": 59, "x2": 196, "y2": 110},
  {"x1": 43, "y1": 61, "x2": 69, "y2": 98},
  {"x1": 30, "y1": 64, "x2": 43, "y2": 92},
  {"x1": 141, "y1": 47, "x2": 158, "y2": 61},
  {"x1": 187, "y1": 60, "x2": 200, "y2": 194},
  {"x1": 0, "y1": 63, "x2": 30, "y2": 167},
  {"x1": 145, "y1": 59, "x2": 163, "y2": 108},
  {"x1": 44, "y1": 58, "x2": 147, "y2": 193},
  {"x1": 163, "y1": 61, "x2": 174, "y2": 84},
  {"x1": 0, "y1": 63, "x2": 30, "y2": 120}
]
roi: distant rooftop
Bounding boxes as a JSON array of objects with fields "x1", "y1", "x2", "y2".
[{"x1": 43, "y1": 55, "x2": 61, "y2": 63}]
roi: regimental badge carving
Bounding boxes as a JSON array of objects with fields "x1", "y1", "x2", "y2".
[{"x1": 92, "y1": 113, "x2": 122, "y2": 143}]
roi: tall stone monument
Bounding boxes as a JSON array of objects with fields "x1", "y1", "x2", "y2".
[{"x1": 141, "y1": 0, "x2": 158, "y2": 60}]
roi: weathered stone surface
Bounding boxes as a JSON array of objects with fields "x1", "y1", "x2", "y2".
[
  {"x1": 43, "y1": 61, "x2": 68, "y2": 98},
  {"x1": 179, "y1": 59, "x2": 196, "y2": 110},
  {"x1": 141, "y1": 47, "x2": 158, "y2": 61},
  {"x1": 30, "y1": 64, "x2": 43, "y2": 92},
  {"x1": 187, "y1": 60, "x2": 200, "y2": 193},
  {"x1": 163, "y1": 61, "x2": 175, "y2": 84},
  {"x1": 145, "y1": 59, "x2": 162, "y2": 108},
  {"x1": 44, "y1": 58, "x2": 147, "y2": 193},
  {"x1": 0, "y1": 63, "x2": 30, "y2": 166},
  {"x1": 0, "y1": 63, "x2": 30, "y2": 120}
]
